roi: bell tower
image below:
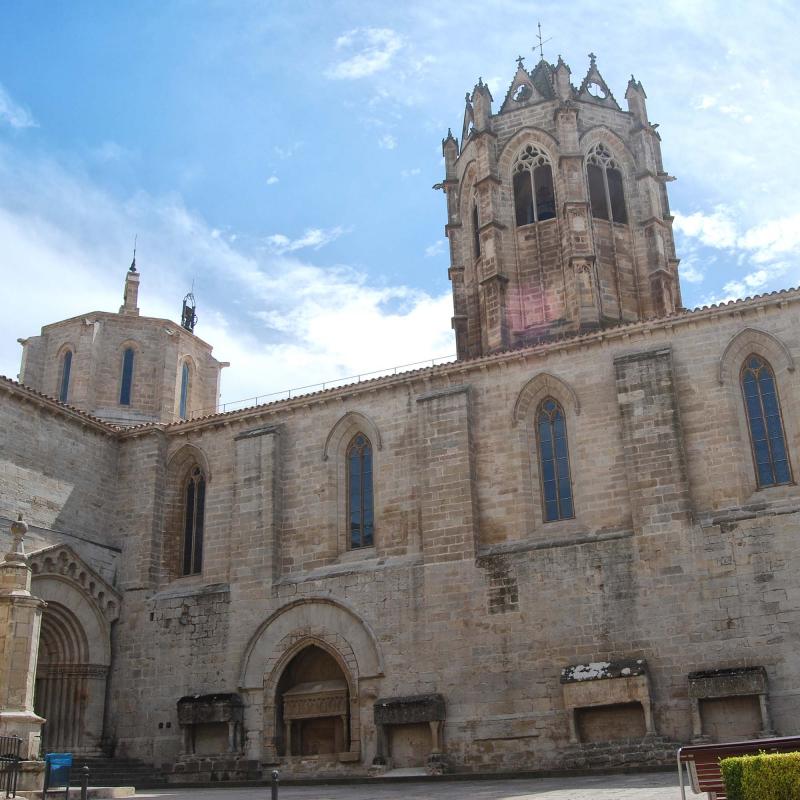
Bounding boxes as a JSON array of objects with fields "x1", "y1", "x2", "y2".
[{"x1": 440, "y1": 51, "x2": 680, "y2": 359}]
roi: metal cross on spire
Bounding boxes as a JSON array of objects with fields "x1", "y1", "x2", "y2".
[{"x1": 534, "y1": 21, "x2": 552, "y2": 61}]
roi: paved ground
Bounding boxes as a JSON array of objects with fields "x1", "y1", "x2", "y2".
[{"x1": 132, "y1": 771, "x2": 680, "y2": 800}]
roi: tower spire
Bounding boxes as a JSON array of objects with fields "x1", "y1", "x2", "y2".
[{"x1": 130, "y1": 234, "x2": 137, "y2": 273}]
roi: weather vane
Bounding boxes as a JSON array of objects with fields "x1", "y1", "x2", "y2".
[{"x1": 534, "y1": 21, "x2": 552, "y2": 61}]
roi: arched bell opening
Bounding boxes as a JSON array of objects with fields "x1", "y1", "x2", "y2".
[{"x1": 274, "y1": 645, "x2": 351, "y2": 758}]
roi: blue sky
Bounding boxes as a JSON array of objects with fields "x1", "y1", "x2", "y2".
[{"x1": 1, "y1": 1, "x2": 799, "y2": 407}]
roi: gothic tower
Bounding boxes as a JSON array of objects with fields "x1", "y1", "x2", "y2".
[{"x1": 441, "y1": 52, "x2": 680, "y2": 359}]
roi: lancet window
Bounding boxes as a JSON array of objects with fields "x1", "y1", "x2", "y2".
[
  {"x1": 59, "y1": 349, "x2": 72, "y2": 404},
  {"x1": 472, "y1": 199, "x2": 481, "y2": 258},
  {"x1": 741, "y1": 355, "x2": 792, "y2": 488},
  {"x1": 536, "y1": 397, "x2": 574, "y2": 521},
  {"x1": 513, "y1": 144, "x2": 556, "y2": 227},
  {"x1": 179, "y1": 361, "x2": 190, "y2": 420},
  {"x1": 182, "y1": 466, "x2": 206, "y2": 575},
  {"x1": 587, "y1": 143, "x2": 628, "y2": 224},
  {"x1": 119, "y1": 347, "x2": 135, "y2": 405},
  {"x1": 347, "y1": 433, "x2": 374, "y2": 549}
]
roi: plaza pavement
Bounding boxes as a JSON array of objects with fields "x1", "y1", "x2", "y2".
[{"x1": 132, "y1": 771, "x2": 680, "y2": 799}]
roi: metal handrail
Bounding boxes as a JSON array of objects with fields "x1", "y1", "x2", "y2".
[{"x1": 180, "y1": 353, "x2": 457, "y2": 421}]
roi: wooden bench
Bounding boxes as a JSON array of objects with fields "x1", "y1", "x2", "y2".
[{"x1": 678, "y1": 735, "x2": 800, "y2": 799}]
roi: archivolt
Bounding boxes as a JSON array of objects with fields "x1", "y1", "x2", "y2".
[
  {"x1": 718, "y1": 327, "x2": 795, "y2": 385},
  {"x1": 512, "y1": 371, "x2": 580, "y2": 426}
]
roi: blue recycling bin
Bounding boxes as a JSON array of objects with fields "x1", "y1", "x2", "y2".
[{"x1": 44, "y1": 752, "x2": 72, "y2": 798}]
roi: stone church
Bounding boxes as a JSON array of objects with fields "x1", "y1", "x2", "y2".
[{"x1": 1, "y1": 49, "x2": 798, "y2": 787}]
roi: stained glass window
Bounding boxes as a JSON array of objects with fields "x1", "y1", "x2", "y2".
[
  {"x1": 741, "y1": 355, "x2": 792, "y2": 488},
  {"x1": 59, "y1": 350, "x2": 72, "y2": 404},
  {"x1": 347, "y1": 433, "x2": 374, "y2": 548},
  {"x1": 119, "y1": 347, "x2": 135, "y2": 405},
  {"x1": 179, "y1": 362, "x2": 190, "y2": 420},
  {"x1": 182, "y1": 466, "x2": 205, "y2": 575},
  {"x1": 513, "y1": 145, "x2": 556, "y2": 226},
  {"x1": 537, "y1": 397, "x2": 574, "y2": 522}
]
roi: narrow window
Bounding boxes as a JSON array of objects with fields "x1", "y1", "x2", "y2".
[
  {"x1": 179, "y1": 362, "x2": 190, "y2": 420},
  {"x1": 59, "y1": 350, "x2": 72, "y2": 403},
  {"x1": 119, "y1": 347, "x2": 135, "y2": 405},
  {"x1": 537, "y1": 397, "x2": 574, "y2": 522},
  {"x1": 587, "y1": 144, "x2": 628, "y2": 224},
  {"x1": 741, "y1": 355, "x2": 792, "y2": 488},
  {"x1": 513, "y1": 170, "x2": 534, "y2": 226},
  {"x1": 182, "y1": 466, "x2": 206, "y2": 575},
  {"x1": 472, "y1": 201, "x2": 481, "y2": 258},
  {"x1": 587, "y1": 164, "x2": 609, "y2": 220},
  {"x1": 347, "y1": 433, "x2": 374, "y2": 548},
  {"x1": 513, "y1": 144, "x2": 556, "y2": 227}
]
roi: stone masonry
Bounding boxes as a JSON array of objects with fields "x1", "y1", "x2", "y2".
[{"x1": 0, "y1": 49, "x2": 799, "y2": 782}]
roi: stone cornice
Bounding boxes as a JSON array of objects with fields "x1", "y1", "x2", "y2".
[
  {"x1": 0, "y1": 377, "x2": 118, "y2": 436},
  {"x1": 51, "y1": 287, "x2": 800, "y2": 438}
]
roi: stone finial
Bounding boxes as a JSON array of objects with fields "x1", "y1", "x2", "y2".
[{"x1": 6, "y1": 513, "x2": 29, "y2": 564}]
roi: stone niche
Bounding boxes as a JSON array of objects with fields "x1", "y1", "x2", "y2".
[
  {"x1": 372, "y1": 694, "x2": 447, "y2": 774},
  {"x1": 688, "y1": 667, "x2": 775, "y2": 743},
  {"x1": 560, "y1": 660, "x2": 655, "y2": 744},
  {"x1": 282, "y1": 679, "x2": 349, "y2": 756},
  {"x1": 170, "y1": 693, "x2": 259, "y2": 783}
]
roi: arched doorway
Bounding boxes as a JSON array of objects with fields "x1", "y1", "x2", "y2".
[
  {"x1": 28, "y1": 545, "x2": 120, "y2": 757},
  {"x1": 275, "y1": 645, "x2": 350, "y2": 758},
  {"x1": 34, "y1": 602, "x2": 91, "y2": 752}
]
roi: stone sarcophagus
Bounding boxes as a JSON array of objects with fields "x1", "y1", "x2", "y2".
[
  {"x1": 373, "y1": 693, "x2": 447, "y2": 773},
  {"x1": 177, "y1": 692, "x2": 245, "y2": 756},
  {"x1": 560, "y1": 659, "x2": 655, "y2": 743}
]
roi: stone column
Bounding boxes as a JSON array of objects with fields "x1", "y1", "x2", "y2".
[{"x1": 0, "y1": 515, "x2": 46, "y2": 790}]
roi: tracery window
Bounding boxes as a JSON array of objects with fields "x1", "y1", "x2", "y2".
[
  {"x1": 587, "y1": 143, "x2": 628, "y2": 224},
  {"x1": 513, "y1": 144, "x2": 556, "y2": 226},
  {"x1": 179, "y1": 361, "x2": 190, "y2": 420},
  {"x1": 182, "y1": 466, "x2": 206, "y2": 575},
  {"x1": 741, "y1": 355, "x2": 792, "y2": 488},
  {"x1": 119, "y1": 347, "x2": 135, "y2": 405},
  {"x1": 59, "y1": 350, "x2": 72, "y2": 404},
  {"x1": 472, "y1": 199, "x2": 481, "y2": 258},
  {"x1": 536, "y1": 397, "x2": 574, "y2": 522},
  {"x1": 347, "y1": 433, "x2": 374, "y2": 549}
]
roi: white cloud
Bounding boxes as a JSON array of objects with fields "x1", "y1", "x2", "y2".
[
  {"x1": 0, "y1": 145, "x2": 455, "y2": 406},
  {"x1": 92, "y1": 141, "x2": 135, "y2": 163},
  {"x1": 378, "y1": 133, "x2": 397, "y2": 150},
  {"x1": 401, "y1": 168, "x2": 421, "y2": 178},
  {"x1": 327, "y1": 28, "x2": 403, "y2": 80},
  {"x1": 679, "y1": 261, "x2": 704, "y2": 284},
  {"x1": 264, "y1": 227, "x2": 346, "y2": 254},
  {"x1": 673, "y1": 207, "x2": 738, "y2": 249},
  {"x1": 0, "y1": 83, "x2": 36, "y2": 129},
  {"x1": 424, "y1": 240, "x2": 446, "y2": 258},
  {"x1": 273, "y1": 142, "x2": 302, "y2": 160},
  {"x1": 266, "y1": 175, "x2": 279, "y2": 185}
]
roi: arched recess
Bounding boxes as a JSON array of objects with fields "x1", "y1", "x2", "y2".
[
  {"x1": 239, "y1": 598, "x2": 384, "y2": 763},
  {"x1": 512, "y1": 372, "x2": 583, "y2": 532},
  {"x1": 322, "y1": 412, "x2": 382, "y2": 553},
  {"x1": 322, "y1": 412, "x2": 382, "y2": 461},
  {"x1": 715, "y1": 327, "x2": 798, "y2": 500},
  {"x1": 578, "y1": 126, "x2": 637, "y2": 177},
  {"x1": 29, "y1": 545, "x2": 120, "y2": 755},
  {"x1": 718, "y1": 327, "x2": 795, "y2": 386},
  {"x1": 512, "y1": 371, "x2": 581, "y2": 426},
  {"x1": 163, "y1": 443, "x2": 211, "y2": 580},
  {"x1": 496, "y1": 127, "x2": 560, "y2": 176}
]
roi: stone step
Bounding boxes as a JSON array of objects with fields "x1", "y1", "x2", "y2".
[{"x1": 16, "y1": 787, "x2": 134, "y2": 799}]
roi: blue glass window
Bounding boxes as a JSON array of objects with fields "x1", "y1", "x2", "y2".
[
  {"x1": 119, "y1": 347, "x2": 135, "y2": 405},
  {"x1": 347, "y1": 433, "x2": 374, "y2": 548},
  {"x1": 59, "y1": 350, "x2": 72, "y2": 403},
  {"x1": 179, "y1": 362, "x2": 190, "y2": 420},
  {"x1": 741, "y1": 355, "x2": 792, "y2": 487},
  {"x1": 537, "y1": 397, "x2": 574, "y2": 521},
  {"x1": 182, "y1": 466, "x2": 205, "y2": 575}
]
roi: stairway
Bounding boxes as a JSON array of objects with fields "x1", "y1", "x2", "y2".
[{"x1": 73, "y1": 758, "x2": 168, "y2": 789}]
